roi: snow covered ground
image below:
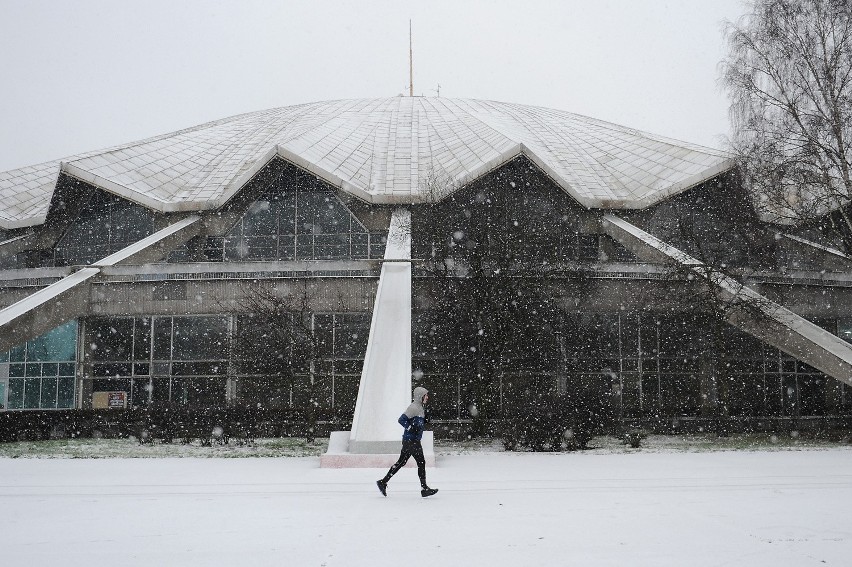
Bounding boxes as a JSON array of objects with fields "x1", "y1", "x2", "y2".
[{"x1": 1, "y1": 441, "x2": 851, "y2": 566}]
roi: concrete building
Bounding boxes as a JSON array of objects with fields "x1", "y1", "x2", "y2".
[{"x1": 1, "y1": 97, "x2": 850, "y2": 430}]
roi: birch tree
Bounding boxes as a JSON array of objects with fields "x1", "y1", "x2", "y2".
[{"x1": 722, "y1": 0, "x2": 852, "y2": 248}]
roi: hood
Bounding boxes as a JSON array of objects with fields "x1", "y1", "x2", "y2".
[
  {"x1": 412, "y1": 386, "x2": 428, "y2": 404},
  {"x1": 404, "y1": 386, "x2": 429, "y2": 419}
]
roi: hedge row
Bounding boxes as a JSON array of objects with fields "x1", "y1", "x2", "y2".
[{"x1": 0, "y1": 405, "x2": 353, "y2": 444}]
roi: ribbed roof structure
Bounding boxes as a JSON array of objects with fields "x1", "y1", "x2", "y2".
[{"x1": 0, "y1": 97, "x2": 733, "y2": 229}]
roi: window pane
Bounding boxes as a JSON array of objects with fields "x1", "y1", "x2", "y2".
[
  {"x1": 296, "y1": 234, "x2": 313, "y2": 259},
  {"x1": 133, "y1": 318, "x2": 151, "y2": 360},
  {"x1": 131, "y1": 378, "x2": 151, "y2": 408},
  {"x1": 10, "y1": 345, "x2": 25, "y2": 363},
  {"x1": 186, "y1": 377, "x2": 226, "y2": 406},
  {"x1": 24, "y1": 377, "x2": 41, "y2": 408},
  {"x1": 172, "y1": 317, "x2": 228, "y2": 360},
  {"x1": 278, "y1": 197, "x2": 296, "y2": 233},
  {"x1": 839, "y1": 318, "x2": 852, "y2": 343},
  {"x1": 58, "y1": 376, "x2": 75, "y2": 408},
  {"x1": 92, "y1": 363, "x2": 133, "y2": 377},
  {"x1": 153, "y1": 318, "x2": 172, "y2": 360},
  {"x1": 351, "y1": 233, "x2": 368, "y2": 259},
  {"x1": 40, "y1": 377, "x2": 58, "y2": 409},
  {"x1": 276, "y1": 235, "x2": 295, "y2": 260},
  {"x1": 8, "y1": 378, "x2": 24, "y2": 409},
  {"x1": 369, "y1": 234, "x2": 387, "y2": 259},
  {"x1": 87, "y1": 318, "x2": 132, "y2": 361},
  {"x1": 223, "y1": 237, "x2": 245, "y2": 261},
  {"x1": 296, "y1": 191, "x2": 323, "y2": 233},
  {"x1": 167, "y1": 377, "x2": 184, "y2": 403},
  {"x1": 242, "y1": 201, "x2": 276, "y2": 235},
  {"x1": 171, "y1": 361, "x2": 226, "y2": 376},
  {"x1": 237, "y1": 376, "x2": 290, "y2": 408},
  {"x1": 334, "y1": 359, "x2": 363, "y2": 375},
  {"x1": 422, "y1": 375, "x2": 459, "y2": 420},
  {"x1": 148, "y1": 377, "x2": 169, "y2": 403},
  {"x1": 313, "y1": 315, "x2": 334, "y2": 357},
  {"x1": 314, "y1": 196, "x2": 351, "y2": 233},
  {"x1": 243, "y1": 236, "x2": 276, "y2": 260},
  {"x1": 333, "y1": 376, "x2": 359, "y2": 414},
  {"x1": 579, "y1": 234, "x2": 600, "y2": 261},
  {"x1": 55, "y1": 191, "x2": 154, "y2": 266},
  {"x1": 203, "y1": 237, "x2": 225, "y2": 262},
  {"x1": 335, "y1": 314, "x2": 370, "y2": 358},
  {"x1": 114, "y1": 204, "x2": 154, "y2": 243}
]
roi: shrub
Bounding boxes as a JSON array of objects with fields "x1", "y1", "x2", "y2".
[
  {"x1": 499, "y1": 372, "x2": 614, "y2": 452},
  {"x1": 623, "y1": 429, "x2": 646, "y2": 448}
]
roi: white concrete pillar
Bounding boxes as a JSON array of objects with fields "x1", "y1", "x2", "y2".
[
  {"x1": 348, "y1": 208, "x2": 412, "y2": 453},
  {"x1": 321, "y1": 208, "x2": 434, "y2": 467}
]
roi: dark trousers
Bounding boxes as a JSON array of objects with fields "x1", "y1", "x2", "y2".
[{"x1": 383, "y1": 439, "x2": 427, "y2": 488}]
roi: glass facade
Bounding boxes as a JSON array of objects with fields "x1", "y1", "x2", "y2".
[
  {"x1": 1, "y1": 321, "x2": 77, "y2": 410},
  {"x1": 412, "y1": 157, "x2": 607, "y2": 266},
  {"x1": 84, "y1": 316, "x2": 230, "y2": 407},
  {"x1": 413, "y1": 310, "x2": 851, "y2": 422},
  {"x1": 233, "y1": 312, "x2": 369, "y2": 415},
  {"x1": 53, "y1": 190, "x2": 155, "y2": 266},
  {"x1": 82, "y1": 313, "x2": 371, "y2": 413},
  {"x1": 169, "y1": 169, "x2": 387, "y2": 263},
  {"x1": 221, "y1": 192, "x2": 381, "y2": 261},
  {"x1": 1, "y1": 310, "x2": 843, "y2": 420}
]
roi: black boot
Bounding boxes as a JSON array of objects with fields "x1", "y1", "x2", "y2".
[
  {"x1": 376, "y1": 479, "x2": 388, "y2": 496},
  {"x1": 420, "y1": 487, "x2": 438, "y2": 497}
]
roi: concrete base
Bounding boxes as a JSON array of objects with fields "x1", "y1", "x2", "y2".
[
  {"x1": 349, "y1": 439, "x2": 403, "y2": 454},
  {"x1": 320, "y1": 431, "x2": 436, "y2": 468}
]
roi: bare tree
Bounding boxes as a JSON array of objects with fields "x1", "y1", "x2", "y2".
[
  {"x1": 650, "y1": 217, "x2": 786, "y2": 434},
  {"x1": 230, "y1": 280, "x2": 337, "y2": 442},
  {"x1": 721, "y1": 0, "x2": 852, "y2": 248},
  {"x1": 413, "y1": 159, "x2": 592, "y2": 435}
]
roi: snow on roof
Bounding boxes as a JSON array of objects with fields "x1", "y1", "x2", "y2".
[{"x1": 0, "y1": 97, "x2": 733, "y2": 229}]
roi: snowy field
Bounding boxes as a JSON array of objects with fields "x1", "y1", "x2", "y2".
[{"x1": 1, "y1": 439, "x2": 851, "y2": 566}]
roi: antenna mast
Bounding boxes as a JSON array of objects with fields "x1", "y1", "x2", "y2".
[{"x1": 409, "y1": 20, "x2": 414, "y2": 96}]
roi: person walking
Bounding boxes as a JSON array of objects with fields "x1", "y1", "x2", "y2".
[{"x1": 376, "y1": 386, "x2": 438, "y2": 497}]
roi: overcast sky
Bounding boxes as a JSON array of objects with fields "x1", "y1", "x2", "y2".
[{"x1": 0, "y1": 0, "x2": 746, "y2": 172}]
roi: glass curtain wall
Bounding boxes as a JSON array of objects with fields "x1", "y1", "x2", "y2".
[
  {"x1": 170, "y1": 172, "x2": 387, "y2": 263},
  {"x1": 83, "y1": 313, "x2": 370, "y2": 413},
  {"x1": 413, "y1": 311, "x2": 849, "y2": 422},
  {"x1": 53, "y1": 191, "x2": 155, "y2": 266},
  {"x1": 221, "y1": 191, "x2": 384, "y2": 261},
  {"x1": 412, "y1": 159, "x2": 597, "y2": 265},
  {"x1": 233, "y1": 312, "x2": 369, "y2": 416},
  {"x1": 85, "y1": 316, "x2": 230, "y2": 407},
  {"x1": 1, "y1": 321, "x2": 77, "y2": 410}
]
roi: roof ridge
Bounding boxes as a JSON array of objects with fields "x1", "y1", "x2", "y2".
[{"x1": 476, "y1": 101, "x2": 630, "y2": 200}]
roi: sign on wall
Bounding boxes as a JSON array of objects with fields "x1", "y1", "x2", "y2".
[{"x1": 92, "y1": 391, "x2": 127, "y2": 409}]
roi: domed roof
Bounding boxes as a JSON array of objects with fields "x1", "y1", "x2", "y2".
[{"x1": 0, "y1": 97, "x2": 733, "y2": 229}]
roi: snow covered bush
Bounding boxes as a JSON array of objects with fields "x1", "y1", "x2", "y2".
[
  {"x1": 623, "y1": 429, "x2": 647, "y2": 448},
  {"x1": 499, "y1": 372, "x2": 614, "y2": 452}
]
